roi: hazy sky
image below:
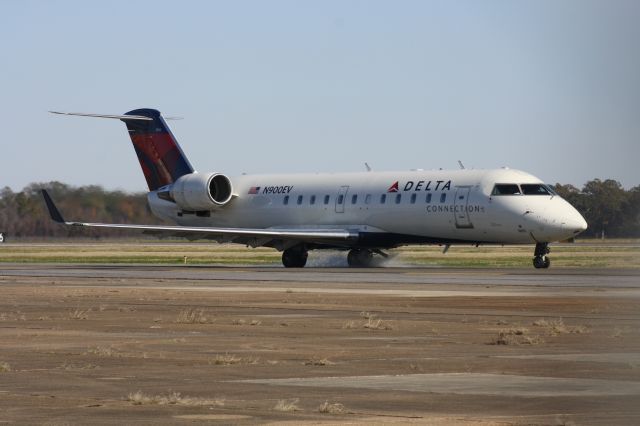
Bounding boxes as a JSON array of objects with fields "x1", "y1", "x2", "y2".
[{"x1": 2, "y1": 0, "x2": 639, "y2": 192}]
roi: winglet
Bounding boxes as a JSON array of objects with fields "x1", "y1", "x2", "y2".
[{"x1": 41, "y1": 190, "x2": 65, "y2": 223}]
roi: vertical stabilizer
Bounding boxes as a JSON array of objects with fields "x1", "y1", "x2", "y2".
[{"x1": 122, "y1": 108, "x2": 194, "y2": 191}]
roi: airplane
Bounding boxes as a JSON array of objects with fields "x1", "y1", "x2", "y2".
[{"x1": 43, "y1": 108, "x2": 587, "y2": 269}]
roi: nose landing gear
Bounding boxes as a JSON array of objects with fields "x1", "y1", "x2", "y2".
[{"x1": 533, "y1": 242, "x2": 551, "y2": 269}]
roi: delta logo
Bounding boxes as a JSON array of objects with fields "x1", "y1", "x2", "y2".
[{"x1": 388, "y1": 180, "x2": 453, "y2": 192}]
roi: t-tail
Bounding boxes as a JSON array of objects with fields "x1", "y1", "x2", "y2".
[
  {"x1": 49, "y1": 108, "x2": 194, "y2": 191},
  {"x1": 122, "y1": 109, "x2": 194, "y2": 191}
]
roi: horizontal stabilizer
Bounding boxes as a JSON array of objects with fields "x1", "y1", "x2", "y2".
[{"x1": 49, "y1": 111, "x2": 152, "y2": 121}]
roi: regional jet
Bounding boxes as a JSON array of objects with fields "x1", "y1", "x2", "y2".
[{"x1": 43, "y1": 109, "x2": 587, "y2": 268}]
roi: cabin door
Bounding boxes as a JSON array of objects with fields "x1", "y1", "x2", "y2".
[
  {"x1": 335, "y1": 186, "x2": 349, "y2": 213},
  {"x1": 454, "y1": 186, "x2": 473, "y2": 229}
]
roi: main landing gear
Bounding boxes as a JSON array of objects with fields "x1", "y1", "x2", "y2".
[
  {"x1": 347, "y1": 248, "x2": 387, "y2": 267},
  {"x1": 282, "y1": 246, "x2": 308, "y2": 268},
  {"x1": 282, "y1": 247, "x2": 387, "y2": 268},
  {"x1": 533, "y1": 242, "x2": 551, "y2": 269},
  {"x1": 347, "y1": 248, "x2": 373, "y2": 267}
]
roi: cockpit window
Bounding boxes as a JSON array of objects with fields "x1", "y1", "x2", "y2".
[
  {"x1": 545, "y1": 185, "x2": 557, "y2": 195},
  {"x1": 521, "y1": 184, "x2": 551, "y2": 195},
  {"x1": 491, "y1": 184, "x2": 521, "y2": 195}
]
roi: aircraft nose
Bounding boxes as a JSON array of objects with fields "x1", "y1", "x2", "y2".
[{"x1": 563, "y1": 209, "x2": 588, "y2": 235}]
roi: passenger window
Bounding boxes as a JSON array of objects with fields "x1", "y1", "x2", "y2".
[
  {"x1": 491, "y1": 184, "x2": 521, "y2": 195},
  {"x1": 395, "y1": 194, "x2": 401, "y2": 204},
  {"x1": 426, "y1": 193, "x2": 432, "y2": 203},
  {"x1": 410, "y1": 193, "x2": 417, "y2": 204},
  {"x1": 351, "y1": 194, "x2": 358, "y2": 204},
  {"x1": 283, "y1": 195, "x2": 289, "y2": 205},
  {"x1": 365, "y1": 194, "x2": 371, "y2": 204},
  {"x1": 324, "y1": 195, "x2": 330, "y2": 204},
  {"x1": 380, "y1": 194, "x2": 386, "y2": 204},
  {"x1": 297, "y1": 195, "x2": 303, "y2": 205},
  {"x1": 310, "y1": 195, "x2": 316, "y2": 205},
  {"x1": 337, "y1": 194, "x2": 344, "y2": 204},
  {"x1": 521, "y1": 184, "x2": 551, "y2": 195},
  {"x1": 440, "y1": 193, "x2": 446, "y2": 203}
]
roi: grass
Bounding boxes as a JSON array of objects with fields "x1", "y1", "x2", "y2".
[
  {"x1": 304, "y1": 357, "x2": 334, "y2": 366},
  {"x1": 175, "y1": 307, "x2": 209, "y2": 324},
  {"x1": 318, "y1": 401, "x2": 346, "y2": 414},
  {"x1": 69, "y1": 307, "x2": 90, "y2": 320},
  {"x1": 127, "y1": 391, "x2": 224, "y2": 407},
  {"x1": 343, "y1": 312, "x2": 393, "y2": 330},
  {"x1": 489, "y1": 327, "x2": 545, "y2": 346},
  {"x1": 274, "y1": 398, "x2": 300, "y2": 412},
  {"x1": 85, "y1": 346, "x2": 121, "y2": 357},
  {"x1": 533, "y1": 318, "x2": 588, "y2": 335},
  {"x1": 0, "y1": 362, "x2": 11, "y2": 372},
  {"x1": 209, "y1": 354, "x2": 259, "y2": 366},
  {"x1": 1, "y1": 240, "x2": 638, "y2": 268}
]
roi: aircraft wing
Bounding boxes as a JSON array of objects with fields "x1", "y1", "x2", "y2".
[{"x1": 41, "y1": 190, "x2": 358, "y2": 249}]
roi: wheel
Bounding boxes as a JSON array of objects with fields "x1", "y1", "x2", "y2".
[
  {"x1": 533, "y1": 243, "x2": 551, "y2": 269},
  {"x1": 533, "y1": 256, "x2": 550, "y2": 269},
  {"x1": 347, "y1": 249, "x2": 360, "y2": 267},
  {"x1": 282, "y1": 247, "x2": 307, "y2": 268},
  {"x1": 347, "y1": 249, "x2": 374, "y2": 267}
]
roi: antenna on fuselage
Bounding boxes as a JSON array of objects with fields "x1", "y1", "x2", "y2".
[
  {"x1": 458, "y1": 160, "x2": 465, "y2": 170},
  {"x1": 364, "y1": 162, "x2": 372, "y2": 172}
]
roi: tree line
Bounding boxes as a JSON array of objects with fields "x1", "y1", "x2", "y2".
[
  {"x1": 0, "y1": 179, "x2": 638, "y2": 239},
  {"x1": 0, "y1": 182, "x2": 166, "y2": 239},
  {"x1": 554, "y1": 179, "x2": 639, "y2": 238}
]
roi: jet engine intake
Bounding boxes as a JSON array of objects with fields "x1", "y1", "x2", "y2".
[{"x1": 170, "y1": 172, "x2": 233, "y2": 211}]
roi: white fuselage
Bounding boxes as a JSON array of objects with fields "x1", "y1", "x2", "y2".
[{"x1": 148, "y1": 168, "x2": 587, "y2": 247}]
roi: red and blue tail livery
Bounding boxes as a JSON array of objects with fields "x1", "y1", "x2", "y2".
[
  {"x1": 122, "y1": 109, "x2": 194, "y2": 191},
  {"x1": 49, "y1": 108, "x2": 194, "y2": 191}
]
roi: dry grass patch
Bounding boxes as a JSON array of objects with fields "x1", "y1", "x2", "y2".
[
  {"x1": 209, "y1": 353, "x2": 258, "y2": 366},
  {"x1": 0, "y1": 362, "x2": 11, "y2": 372},
  {"x1": 274, "y1": 398, "x2": 300, "y2": 412},
  {"x1": 342, "y1": 320, "x2": 357, "y2": 329},
  {"x1": 343, "y1": 313, "x2": 392, "y2": 330},
  {"x1": 127, "y1": 391, "x2": 224, "y2": 407},
  {"x1": 489, "y1": 327, "x2": 544, "y2": 346},
  {"x1": 363, "y1": 316, "x2": 393, "y2": 330},
  {"x1": 60, "y1": 363, "x2": 97, "y2": 370},
  {"x1": 318, "y1": 401, "x2": 346, "y2": 414},
  {"x1": 69, "y1": 307, "x2": 90, "y2": 320},
  {"x1": 533, "y1": 318, "x2": 588, "y2": 335},
  {"x1": 175, "y1": 307, "x2": 209, "y2": 324},
  {"x1": 85, "y1": 346, "x2": 151, "y2": 359},
  {"x1": 304, "y1": 357, "x2": 334, "y2": 366}
]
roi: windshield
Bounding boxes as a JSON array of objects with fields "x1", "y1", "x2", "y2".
[
  {"x1": 521, "y1": 184, "x2": 551, "y2": 195},
  {"x1": 491, "y1": 184, "x2": 521, "y2": 195}
]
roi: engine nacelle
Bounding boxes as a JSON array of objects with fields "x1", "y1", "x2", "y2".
[{"x1": 170, "y1": 172, "x2": 233, "y2": 211}]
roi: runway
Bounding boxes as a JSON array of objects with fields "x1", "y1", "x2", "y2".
[{"x1": 1, "y1": 264, "x2": 639, "y2": 424}]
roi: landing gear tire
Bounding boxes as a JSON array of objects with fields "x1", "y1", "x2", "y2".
[
  {"x1": 533, "y1": 256, "x2": 550, "y2": 269},
  {"x1": 533, "y1": 242, "x2": 551, "y2": 269},
  {"x1": 282, "y1": 247, "x2": 308, "y2": 268},
  {"x1": 347, "y1": 249, "x2": 374, "y2": 267}
]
